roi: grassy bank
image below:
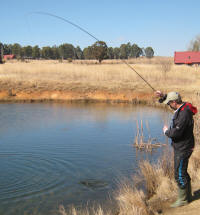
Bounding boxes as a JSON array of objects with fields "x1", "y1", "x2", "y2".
[
  {"x1": 1, "y1": 58, "x2": 200, "y2": 214},
  {"x1": 0, "y1": 58, "x2": 200, "y2": 100}
]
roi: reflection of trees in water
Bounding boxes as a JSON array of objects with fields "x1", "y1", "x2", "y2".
[
  {"x1": 0, "y1": 103, "x2": 62, "y2": 135},
  {"x1": 0, "y1": 103, "x2": 171, "y2": 136}
]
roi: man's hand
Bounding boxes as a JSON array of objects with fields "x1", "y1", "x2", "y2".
[
  {"x1": 155, "y1": 90, "x2": 164, "y2": 98},
  {"x1": 163, "y1": 125, "x2": 168, "y2": 134}
]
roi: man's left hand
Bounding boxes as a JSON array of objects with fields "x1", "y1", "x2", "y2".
[{"x1": 163, "y1": 125, "x2": 168, "y2": 134}]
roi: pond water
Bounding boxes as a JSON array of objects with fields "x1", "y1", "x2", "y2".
[{"x1": 0, "y1": 103, "x2": 171, "y2": 215}]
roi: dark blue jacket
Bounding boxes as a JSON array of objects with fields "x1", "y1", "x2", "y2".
[{"x1": 165, "y1": 102, "x2": 197, "y2": 154}]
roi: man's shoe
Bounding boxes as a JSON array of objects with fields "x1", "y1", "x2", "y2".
[{"x1": 170, "y1": 187, "x2": 188, "y2": 208}]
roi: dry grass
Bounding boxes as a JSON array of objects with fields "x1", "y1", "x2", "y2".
[
  {"x1": 116, "y1": 185, "x2": 148, "y2": 215},
  {"x1": 0, "y1": 58, "x2": 200, "y2": 95},
  {"x1": 74, "y1": 57, "x2": 173, "y2": 65},
  {"x1": 133, "y1": 120, "x2": 164, "y2": 151},
  {"x1": 58, "y1": 205, "x2": 112, "y2": 215},
  {"x1": 188, "y1": 96, "x2": 200, "y2": 188}
]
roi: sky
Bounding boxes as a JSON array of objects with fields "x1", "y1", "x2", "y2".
[{"x1": 1, "y1": 0, "x2": 200, "y2": 56}]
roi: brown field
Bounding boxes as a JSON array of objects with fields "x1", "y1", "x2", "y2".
[
  {"x1": 0, "y1": 58, "x2": 200, "y2": 102},
  {"x1": 1, "y1": 58, "x2": 200, "y2": 215}
]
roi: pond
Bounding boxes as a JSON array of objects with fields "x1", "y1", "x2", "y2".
[{"x1": 0, "y1": 103, "x2": 171, "y2": 214}]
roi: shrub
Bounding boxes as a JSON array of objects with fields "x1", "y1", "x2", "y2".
[{"x1": 67, "y1": 58, "x2": 73, "y2": 63}]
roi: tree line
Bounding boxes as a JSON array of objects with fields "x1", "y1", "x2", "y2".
[{"x1": 0, "y1": 41, "x2": 154, "y2": 62}]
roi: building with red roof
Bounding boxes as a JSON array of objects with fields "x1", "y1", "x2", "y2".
[
  {"x1": 174, "y1": 51, "x2": 200, "y2": 65},
  {"x1": 3, "y1": 54, "x2": 15, "y2": 60}
]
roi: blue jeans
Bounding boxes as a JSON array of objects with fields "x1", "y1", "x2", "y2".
[{"x1": 174, "y1": 150, "x2": 192, "y2": 189}]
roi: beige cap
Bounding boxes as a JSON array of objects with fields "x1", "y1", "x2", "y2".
[{"x1": 163, "y1": 92, "x2": 181, "y2": 104}]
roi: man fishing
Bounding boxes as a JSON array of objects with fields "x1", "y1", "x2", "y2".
[{"x1": 156, "y1": 91, "x2": 197, "y2": 207}]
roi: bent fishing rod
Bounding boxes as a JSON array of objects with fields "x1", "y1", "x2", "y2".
[{"x1": 31, "y1": 11, "x2": 156, "y2": 92}]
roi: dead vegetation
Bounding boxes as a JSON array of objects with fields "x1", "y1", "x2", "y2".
[
  {"x1": 133, "y1": 120, "x2": 165, "y2": 151},
  {"x1": 0, "y1": 58, "x2": 200, "y2": 96},
  {"x1": 58, "y1": 205, "x2": 112, "y2": 215},
  {"x1": 157, "y1": 59, "x2": 173, "y2": 78}
]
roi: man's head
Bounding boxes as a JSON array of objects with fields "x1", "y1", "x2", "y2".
[{"x1": 163, "y1": 92, "x2": 182, "y2": 110}]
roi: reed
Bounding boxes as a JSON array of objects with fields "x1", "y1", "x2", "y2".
[
  {"x1": 59, "y1": 205, "x2": 112, "y2": 215},
  {"x1": 133, "y1": 120, "x2": 165, "y2": 151}
]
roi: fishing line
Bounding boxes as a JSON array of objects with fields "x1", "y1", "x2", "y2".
[
  {"x1": 30, "y1": 11, "x2": 156, "y2": 92},
  {"x1": 30, "y1": 12, "x2": 100, "y2": 41},
  {"x1": 121, "y1": 60, "x2": 156, "y2": 91}
]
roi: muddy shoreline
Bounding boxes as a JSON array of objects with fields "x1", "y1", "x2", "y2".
[{"x1": 0, "y1": 89, "x2": 159, "y2": 105}]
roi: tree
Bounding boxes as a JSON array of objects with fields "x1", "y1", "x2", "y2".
[
  {"x1": 75, "y1": 46, "x2": 83, "y2": 59},
  {"x1": 126, "y1": 42, "x2": 132, "y2": 58},
  {"x1": 41, "y1": 46, "x2": 53, "y2": 59},
  {"x1": 145, "y1": 47, "x2": 154, "y2": 58},
  {"x1": 113, "y1": 47, "x2": 120, "y2": 59},
  {"x1": 83, "y1": 46, "x2": 93, "y2": 59},
  {"x1": 59, "y1": 43, "x2": 75, "y2": 59},
  {"x1": 20, "y1": 47, "x2": 25, "y2": 59},
  {"x1": 91, "y1": 41, "x2": 108, "y2": 63},
  {"x1": 52, "y1": 45, "x2": 60, "y2": 59},
  {"x1": 11, "y1": 43, "x2": 21, "y2": 58},
  {"x1": 0, "y1": 43, "x2": 3, "y2": 64},
  {"x1": 24, "y1": 46, "x2": 33, "y2": 58},
  {"x1": 32, "y1": 45, "x2": 40, "y2": 59},
  {"x1": 120, "y1": 44, "x2": 128, "y2": 59},
  {"x1": 130, "y1": 44, "x2": 143, "y2": 58},
  {"x1": 107, "y1": 47, "x2": 114, "y2": 59},
  {"x1": 189, "y1": 35, "x2": 200, "y2": 51},
  {"x1": 3, "y1": 44, "x2": 12, "y2": 55}
]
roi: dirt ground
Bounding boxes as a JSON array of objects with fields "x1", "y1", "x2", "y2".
[{"x1": 163, "y1": 195, "x2": 200, "y2": 215}]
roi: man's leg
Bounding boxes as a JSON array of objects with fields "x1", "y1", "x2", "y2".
[
  {"x1": 171, "y1": 151, "x2": 192, "y2": 207},
  {"x1": 176, "y1": 152, "x2": 191, "y2": 189},
  {"x1": 179, "y1": 151, "x2": 193, "y2": 202}
]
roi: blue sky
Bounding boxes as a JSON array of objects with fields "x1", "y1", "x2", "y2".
[{"x1": 1, "y1": 0, "x2": 200, "y2": 56}]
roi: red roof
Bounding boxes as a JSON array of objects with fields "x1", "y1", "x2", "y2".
[
  {"x1": 3, "y1": 54, "x2": 15, "y2": 60},
  {"x1": 174, "y1": 51, "x2": 200, "y2": 64}
]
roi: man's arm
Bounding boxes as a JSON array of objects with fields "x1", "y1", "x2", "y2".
[{"x1": 165, "y1": 111, "x2": 189, "y2": 139}]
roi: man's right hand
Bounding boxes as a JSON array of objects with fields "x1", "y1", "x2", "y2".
[{"x1": 155, "y1": 90, "x2": 164, "y2": 98}]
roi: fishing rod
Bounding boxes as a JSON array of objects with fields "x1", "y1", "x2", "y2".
[{"x1": 31, "y1": 11, "x2": 156, "y2": 92}]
